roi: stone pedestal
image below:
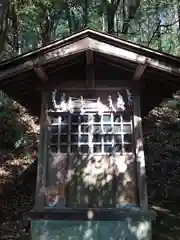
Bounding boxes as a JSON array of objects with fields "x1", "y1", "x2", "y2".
[{"x1": 29, "y1": 210, "x2": 155, "y2": 240}]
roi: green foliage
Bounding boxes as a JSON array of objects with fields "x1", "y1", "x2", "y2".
[
  {"x1": 144, "y1": 92, "x2": 180, "y2": 199},
  {"x1": 1, "y1": 1, "x2": 180, "y2": 239},
  {"x1": 0, "y1": 91, "x2": 38, "y2": 151},
  {"x1": 0, "y1": 100, "x2": 22, "y2": 149},
  {"x1": 0, "y1": 0, "x2": 180, "y2": 58}
]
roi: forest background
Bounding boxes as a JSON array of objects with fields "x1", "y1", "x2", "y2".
[{"x1": 1, "y1": 0, "x2": 180, "y2": 239}]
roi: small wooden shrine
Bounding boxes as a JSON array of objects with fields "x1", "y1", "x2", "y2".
[{"x1": 0, "y1": 28, "x2": 180, "y2": 239}]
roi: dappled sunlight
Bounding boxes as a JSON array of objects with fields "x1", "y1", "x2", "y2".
[
  {"x1": 31, "y1": 219, "x2": 151, "y2": 240},
  {"x1": 0, "y1": 167, "x2": 10, "y2": 177},
  {"x1": 43, "y1": 89, "x2": 138, "y2": 208},
  {"x1": 40, "y1": 38, "x2": 88, "y2": 65},
  {"x1": 44, "y1": 151, "x2": 137, "y2": 208},
  {"x1": 0, "y1": 156, "x2": 34, "y2": 194},
  {"x1": 78, "y1": 155, "x2": 114, "y2": 186},
  {"x1": 129, "y1": 221, "x2": 151, "y2": 240}
]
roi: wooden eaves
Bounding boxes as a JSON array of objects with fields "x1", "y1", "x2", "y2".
[
  {"x1": 0, "y1": 28, "x2": 180, "y2": 115},
  {"x1": 1, "y1": 30, "x2": 180, "y2": 80}
]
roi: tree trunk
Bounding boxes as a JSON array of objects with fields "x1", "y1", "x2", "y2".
[
  {"x1": 83, "y1": 0, "x2": 88, "y2": 28},
  {"x1": 0, "y1": 0, "x2": 9, "y2": 60},
  {"x1": 155, "y1": 3, "x2": 161, "y2": 51},
  {"x1": 122, "y1": 0, "x2": 140, "y2": 35},
  {"x1": 11, "y1": 4, "x2": 19, "y2": 55},
  {"x1": 106, "y1": 2, "x2": 116, "y2": 34},
  {"x1": 107, "y1": 8, "x2": 115, "y2": 33},
  {"x1": 64, "y1": 1, "x2": 73, "y2": 35},
  {"x1": 0, "y1": 0, "x2": 9, "y2": 26},
  {"x1": 177, "y1": 0, "x2": 180, "y2": 41},
  {"x1": 40, "y1": 8, "x2": 54, "y2": 47},
  {"x1": 103, "y1": 0, "x2": 121, "y2": 34}
]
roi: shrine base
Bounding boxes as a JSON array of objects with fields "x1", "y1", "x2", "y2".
[{"x1": 30, "y1": 219, "x2": 153, "y2": 240}]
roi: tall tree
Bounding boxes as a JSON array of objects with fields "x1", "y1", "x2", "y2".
[{"x1": 0, "y1": 0, "x2": 9, "y2": 59}]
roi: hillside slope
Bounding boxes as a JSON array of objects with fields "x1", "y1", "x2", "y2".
[{"x1": 0, "y1": 160, "x2": 37, "y2": 240}]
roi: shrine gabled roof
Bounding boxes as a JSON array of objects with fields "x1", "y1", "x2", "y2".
[
  {"x1": 1, "y1": 28, "x2": 180, "y2": 80},
  {"x1": 0, "y1": 28, "x2": 180, "y2": 116},
  {"x1": 0, "y1": 29, "x2": 180, "y2": 81}
]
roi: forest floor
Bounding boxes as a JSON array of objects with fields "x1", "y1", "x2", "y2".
[
  {"x1": 0, "y1": 152, "x2": 36, "y2": 240},
  {"x1": 0, "y1": 153, "x2": 180, "y2": 239},
  {"x1": 151, "y1": 203, "x2": 180, "y2": 240}
]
